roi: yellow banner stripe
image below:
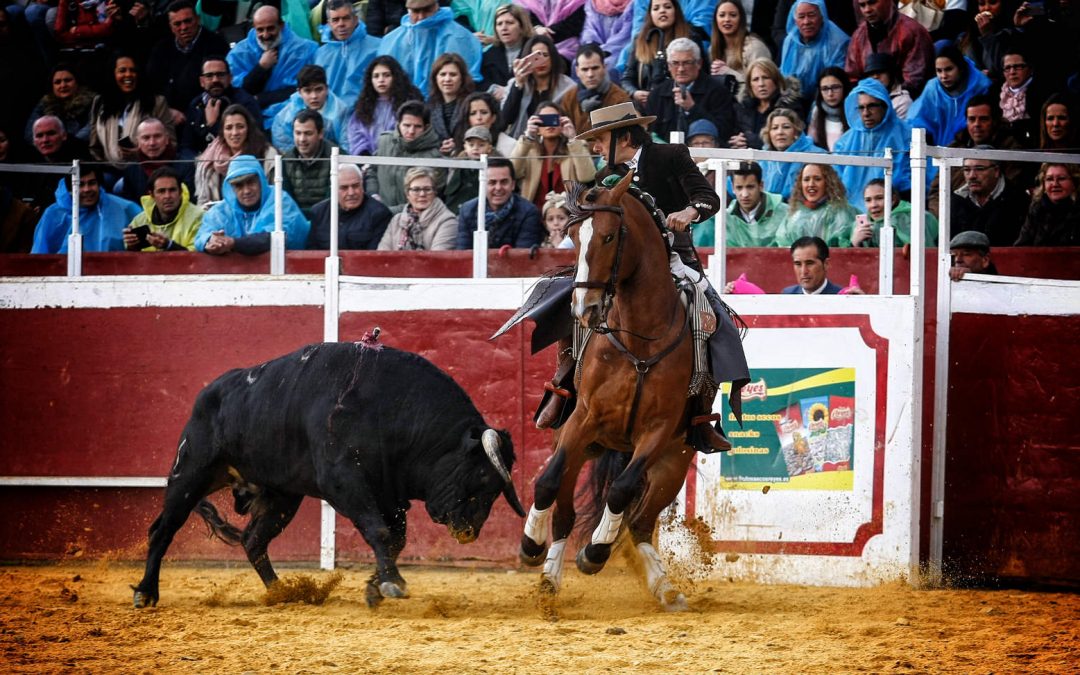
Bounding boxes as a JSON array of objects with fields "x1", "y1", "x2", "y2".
[{"x1": 721, "y1": 367, "x2": 855, "y2": 396}]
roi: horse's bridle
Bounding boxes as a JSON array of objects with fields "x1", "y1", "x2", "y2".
[{"x1": 568, "y1": 199, "x2": 626, "y2": 318}]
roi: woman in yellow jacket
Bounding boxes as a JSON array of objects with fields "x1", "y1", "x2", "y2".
[{"x1": 510, "y1": 101, "x2": 597, "y2": 212}]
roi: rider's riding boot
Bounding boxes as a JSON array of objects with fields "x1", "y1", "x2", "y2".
[
  {"x1": 535, "y1": 339, "x2": 576, "y2": 429},
  {"x1": 690, "y1": 390, "x2": 732, "y2": 453}
]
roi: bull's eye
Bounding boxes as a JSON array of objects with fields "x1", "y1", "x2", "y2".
[{"x1": 603, "y1": 234, "x2": 615, "y2": 244}]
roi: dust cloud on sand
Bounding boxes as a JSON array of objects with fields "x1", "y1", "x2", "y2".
[{"x1": 1, "y1": 562, "x2": 1077, "y2": 674}]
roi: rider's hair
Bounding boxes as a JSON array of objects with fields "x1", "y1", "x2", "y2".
[{"x1": 791, "y1": 236, "x2": 829, "y2": 261}]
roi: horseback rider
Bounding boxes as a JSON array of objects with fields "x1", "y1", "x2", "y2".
[{"x1": 532, "y1": 102, "x2": 750, "y2": 452}]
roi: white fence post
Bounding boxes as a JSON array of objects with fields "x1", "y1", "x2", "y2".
[
  {"x1": 271, "y1": 154, "x2": 285, "y2": 275},
  {"x1": 473, "y1": 153, "x2": 488, "y2": 279},
  {"x1": 66, "y1": 160, "x2": 82, "y2": 277}
]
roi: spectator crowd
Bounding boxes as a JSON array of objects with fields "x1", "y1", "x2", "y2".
[{"x1": 1, "y1": 0, "x2": 1078, "y2": 256}]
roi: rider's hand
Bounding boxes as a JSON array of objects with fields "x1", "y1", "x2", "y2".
[{"x1": 666, "y1": 207, "x2": 698, "y2": 231}]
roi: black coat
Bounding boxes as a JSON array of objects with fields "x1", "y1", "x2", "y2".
[
  {"x1": 645, "y1": 70, "x2": 736, "y2": 143},
  {"x1": 950, "y1": 180, "x2": 1030, "y2": 247},
  {"x1": 598, "y1": 141, "x2": 721, "y2": 223},
  {"x1": 307, "y1": 195, "x2": 393, "y2": 250},
  {"x1": 145, "y1": 28, "x2": 230, "y2": 111},
  {"x1": 181, "y1": 87, "x2": 263, "y2": 155},
  {"x1": 1015, "y1": 195, "x2": 1080, "y2": 246}
]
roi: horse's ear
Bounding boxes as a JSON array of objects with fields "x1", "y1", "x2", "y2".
[{"x1": 609, "y1": 169, "x2": 634, "y2": 201}]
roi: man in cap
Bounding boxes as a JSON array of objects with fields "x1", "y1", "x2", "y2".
[
  {"x1": 528, "y1": 102, "x2": 750, "y2": 452},
  {"x1": 445, "y1": 125, "x2": 493, "y2": 213},
  {"x1": 948, "y1": 230, "x2": 997, "y2": 281}
]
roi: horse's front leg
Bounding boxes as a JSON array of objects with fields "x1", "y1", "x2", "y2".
[{"x1": 628, "y1": 444, "x2": 696, "y2": 612}]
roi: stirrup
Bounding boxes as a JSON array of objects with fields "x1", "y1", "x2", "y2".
[
  {"x1": 544, "y1": 380, "x2": 571, "y2": 399},
  {"x1": 690, "y1": 412, "x2": 723, "y2": 426}
]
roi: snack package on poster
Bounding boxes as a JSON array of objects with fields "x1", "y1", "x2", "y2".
[
  {"x1": 774, "y1": 404, "x2": 813, "y2": 477},
  {"x1": 825, "y1": 395, "x2": 855, "y2": 471},
  {"x1": 800, "y1": 396, "x2": 831, "y2": 472}
]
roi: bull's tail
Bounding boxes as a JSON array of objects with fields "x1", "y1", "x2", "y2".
[
  {"x1": 194, "y1": 499, "x2": 243, "y2": 546},
  {"x1": 575, "y1": 449, "x2": 633, "y2": 542}
]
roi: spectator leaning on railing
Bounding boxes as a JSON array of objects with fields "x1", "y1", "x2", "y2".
[
  {"x1": 123, "y1": 166, "x2": 203, "y2": 252},
  {"x1": 307, "y1": 163, "x2": 393, "y2": 250},
  {"x1": 31, "y1": 164, "x2": 141, "y2": 254},
  {"x1": 378, "y1": 166, "x2": 457, "y2": 250},
  {"x1": 455, "y1": 157, "x2": 544, "y2": 249}
]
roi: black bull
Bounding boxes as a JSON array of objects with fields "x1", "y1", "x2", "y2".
[{"x1": 132, "y1": 342, "x2": 525, "y2": 608}]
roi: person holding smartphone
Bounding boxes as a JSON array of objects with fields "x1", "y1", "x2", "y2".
[
  {"x1": 123, "y1": 167, "x2": 203, "y2": 252},
  {"x1": 502, "y1": 34, "x2": 577, "y2": 138},
  {"x1": 510, "y1": 101, "x2": 597, "y2": 210}
]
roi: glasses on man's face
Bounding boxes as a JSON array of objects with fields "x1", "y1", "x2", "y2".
[
  {"x1": 668, "y1": 59, "x2": 697, "y2": 69},
  {"x1": 1002, "y1": 63, "x2": 1029, "y2": 72},
  {"x1": 820, "y1": 84, "x2": 843, "y2": 93},
  {"x1": 857, "y1": 103, "x2": 884, "y2": 112},
  {"x1": 962, "y1": 165, "x2": 995, "y2": 173},
  {"x1": 407, "y1": 186, "x2": 434, "y2": 194}
]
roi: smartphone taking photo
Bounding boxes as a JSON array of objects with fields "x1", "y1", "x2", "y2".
[{"x1": 537, "y1": 113, "x2": 560, "y2": 127}]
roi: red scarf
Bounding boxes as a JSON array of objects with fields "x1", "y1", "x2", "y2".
[{"x1": 593, "y1": 0, "x2": 632, "y2": 15}]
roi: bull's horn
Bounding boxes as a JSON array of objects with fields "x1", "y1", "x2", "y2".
[{"x1": 481, "y1": 429, "x2": 512, "y2": 484}]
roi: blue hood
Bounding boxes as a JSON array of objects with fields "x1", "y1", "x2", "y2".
[
  {"x1": 222, "y1": 154, "x2": 270, "y2": 212},
  {"x1": 780, "y1": 1, "x2": 850, "y2": 106},
  {"x1": 30, "y1": 177, "x2": 140, "y2": 253},
  {"x1": 907, "y1": 57, "x2": 991, "y2": 145},
  {"x1": 834, "y1": 79, "x2": 912, "y2": 209},
  {"x1": 844, "y1": 79, "x2": 900, "y2": 133}
]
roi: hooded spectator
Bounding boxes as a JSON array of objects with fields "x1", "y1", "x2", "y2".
[
  {"x1": 779, "y1": 0, "x2": 850, "y2": 99},
  {"x1": 376, "y1": 0, "x2": 482, "y2": 96},
  {"x1": 315, "y1": 0, "x2": 382, "y2": 106},
  {"x1": 862, "y1": 52, "x2": 912, "y2": 120},
  {"x1": 270, "y1": 65, "x2": 349, "y2": 151},
  {"x1": 908, "y1": 45, "x2": 991, "y2": 146},
  {"x1": 195, "y1": 154, "x2": 309, "y2": 254},
  {"x1": 759, "y1": 107, "x2": 826, "y2": 200},
  {"x1": 833, "y1": 78, "x2": 912, "y2": 210},
  {"x1": 31, "y1": 166, "x2": 140, "y2": 254}
]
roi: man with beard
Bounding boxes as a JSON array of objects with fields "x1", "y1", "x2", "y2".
[
  {"x1": 117, "y1": 118, "x2": 195, "y2": 203},
  {"x1": 123, "y1": 166, "x2": 203, "y2": 251},
  {"x1": 226, "y1": 5, "x2": 318, "y2": 123},
  {"x1": 845, "y1": 0, "x2": 935, "y2": 96},
  {"x1": 146, "y1": 1, "x2": 229, "y2": 112},
  {"x1": 181, "y1": 57, "x2": 262, "y2": 155},
  {"x1": 559, "y1": 43, "x2": 630, "y2": 134}
]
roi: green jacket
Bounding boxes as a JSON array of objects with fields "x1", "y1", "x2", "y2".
[
  {"x1": 868, "y1": 200, "x2": 939, "y2": 247},
  {"x1": 723, "y1": 191, "x2": 787, "y2": 247},
  {"x1": 127, "y1": 185, "x2": 203, "y2": 251},
  {"x1": 774, "y1": 199, "x2": 858, "y2": 248},
  {"x1": 365, "y1": 125, "x2": 445, "y2": 214},
  {"x1": 281, "y1": 140, "x2": 332, "y2": 219}
]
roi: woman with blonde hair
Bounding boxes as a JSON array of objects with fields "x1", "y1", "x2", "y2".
[
  {"x1": 1014, "y1": 163, "x2": 1080, "y2": 246},
  {"x1": 774, "y1": 163, "x2": 858, "y2": 247},
  {"x1": 758, "y1": 107, "x2": 824, "y2": 199},
  {"x1": 377, "y1": 167, "x2": 458, "y2": 251},
  {"x1": 510, "y1": 100, "x2": 596, "y2": 210},
  {"x1": 481, "y1": 4, "x2": 535, "y2": 99},
  {"x1": 708, "y1": 0, "x2": 770, "y2": 86},
  {"x1": 730, "y1": 58, "x2": 802, "y2": 149}
]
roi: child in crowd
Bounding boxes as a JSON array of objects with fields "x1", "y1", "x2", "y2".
[
  {"x1": 541, "y1": 191, "x2": 573, "y2": 249},
  {"x1": 271, "y1": 65, "x2": 348, "y2": 151},
  {"x1": 444, "y1": 125, "x2": 495, "y2": 214}
]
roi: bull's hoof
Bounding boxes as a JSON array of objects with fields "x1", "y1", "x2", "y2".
[
  {"x1": 379, "y1": 581, "x2": 409, "y2": 599},
  {"x1": 575, "y1": 544, "x2": 610, "y2": 575},
  {"x1": 364, "y1": 582, "x2": 384, "y2": 609},
  {"x1": 660, "y1": 590, "x2": 689, "y2": 613},
  {"x1": 520, "y1": 536, "x2": 547, "y2": 567},
  {"x1": 131, "y1": 585, "x2": 157, "y2": 609}
]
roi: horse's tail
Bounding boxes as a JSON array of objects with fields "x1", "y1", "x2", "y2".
[
  {"x1": 194, "y1": 499, "x2": 243, "y2": 546},
  {"x1": 575, "y1": 449, "x2": 633, "y2": 541}
]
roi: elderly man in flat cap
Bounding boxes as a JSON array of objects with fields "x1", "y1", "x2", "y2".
[{"x1": 949, "y1": 230, "x2": 998, "y2": 281}]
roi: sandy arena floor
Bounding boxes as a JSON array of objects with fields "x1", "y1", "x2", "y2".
[{"x1": 0, "y1": 558, "x2": 1077, "y2": 674}]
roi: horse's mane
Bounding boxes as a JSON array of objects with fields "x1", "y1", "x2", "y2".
[{"x1": 563, "y1": 181, "x2": 602, "y2": 224}]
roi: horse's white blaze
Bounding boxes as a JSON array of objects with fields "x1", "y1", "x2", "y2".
[
  {"x1": 572, "y1": 217, "x2": 594, "y2": 318},
  {"x1": 524, "y1": 503, "x2": 552, "y2": 544},
  {"x1": 542, "y1": 538, "x2": 568, "y2": 591},
  {"x1": 591, "y1": 505, "x2": 623, "y2": 545}
]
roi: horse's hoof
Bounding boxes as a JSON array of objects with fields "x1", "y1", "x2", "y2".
[
  {"x1": 575, "y1": 546, "x2": 608, "y2": 575},
  {"x1": 364, "y1": 582, "x2": 384, "y2": 609},
  {"x1": 538, "y1": 576, "x2": 558, "y2": 596},
  {"x1": 520, "y1": 536, "x2": 547, "y2": 567},
  {"x1": 379, "y1": 581, "x2": 409, "y2": 599},
  {"x1": 660, "y1": 591, "x2": 688, "y2": 613}
]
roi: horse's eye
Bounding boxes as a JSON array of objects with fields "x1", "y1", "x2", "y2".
[{"x1": 603, "y1": 234, "x2": 615, "y2": 244}]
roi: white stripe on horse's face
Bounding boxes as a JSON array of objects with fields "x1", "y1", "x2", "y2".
[{"x1": 573, "y1": 217, "x2": 593, "y2": 319}]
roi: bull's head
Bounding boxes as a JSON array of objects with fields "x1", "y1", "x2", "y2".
[{"x1": 426, "y1": 427, "x2": 525, "y2": 543}]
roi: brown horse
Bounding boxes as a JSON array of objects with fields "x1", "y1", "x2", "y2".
[{"x1": 519, "y1": 171, "x2": 696, "y2": 611}]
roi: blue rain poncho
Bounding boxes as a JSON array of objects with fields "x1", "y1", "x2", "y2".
[
  {"x1": 315, "y1": 21, "x2": 381, "y2": 107},
  {"x1": 833, "y1": 79, "x2": 912, "y2": 211},
  {"x1": 761, "y1": 133, "x2": 827, "y2": 200},
  {"x1": 194, "y1": 155, "x2": 310, "y2": 251},
  {"x1": 907, "y1": 57, "x2": 991, "y2": 146},
  {"x1": 377, "y1": 8, "x2": 482, "y2": 96},
  {"x1": 780, "y1": 0, "x2": 850, "y2": 96},
  {"x1": 227, "y1": 25, "x2": 319, "y2": 122},
  {"x1": 31, "y1": 178, "x2": 140, "y2": 253},
  {"x1": 270, "y1": 89, "x2": 351, "y2": 151}
]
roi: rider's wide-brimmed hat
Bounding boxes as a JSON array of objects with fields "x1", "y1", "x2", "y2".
[{"x1": 573, "y1": 102, "x2": 655, "y2": 142}]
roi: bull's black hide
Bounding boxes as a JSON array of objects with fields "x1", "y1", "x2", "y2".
[{"x1": 132, "y1": 342, "x2": 523, "y2": 608}]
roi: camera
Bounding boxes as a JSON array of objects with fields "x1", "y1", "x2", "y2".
[{"x1": 537, "y1": 113, "x2": 560, "y2": 128}]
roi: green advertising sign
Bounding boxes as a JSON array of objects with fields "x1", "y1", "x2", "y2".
[{"x1": 718, "y1": 367, "x2": 856, "y2": 491}]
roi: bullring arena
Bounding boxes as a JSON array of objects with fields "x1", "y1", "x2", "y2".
[{"x1": 2, "y1": 145, "x2": 1079, "y2": 673}]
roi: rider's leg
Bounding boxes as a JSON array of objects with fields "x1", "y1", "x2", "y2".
[{"x1": 535, "y1": 336, "x2": 576, "y2": 429}]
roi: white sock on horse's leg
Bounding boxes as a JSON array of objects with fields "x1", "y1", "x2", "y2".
[
  {"x1": 636, "y1": 542, "x2": 676, "y2": 597},
  {"x1": 524, "y1": 504, "x2": 552, "y2": 544},
  {"x1": 591, "y1": 505, "x2": 624, "y2": 546},
  {"x1": 542, "y1": 539, "x2": 568, "y2": 591}
]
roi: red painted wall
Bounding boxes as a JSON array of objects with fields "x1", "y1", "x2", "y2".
[{"x1": 2, "y1": 249, "x2": 1079, "y2": 584}]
